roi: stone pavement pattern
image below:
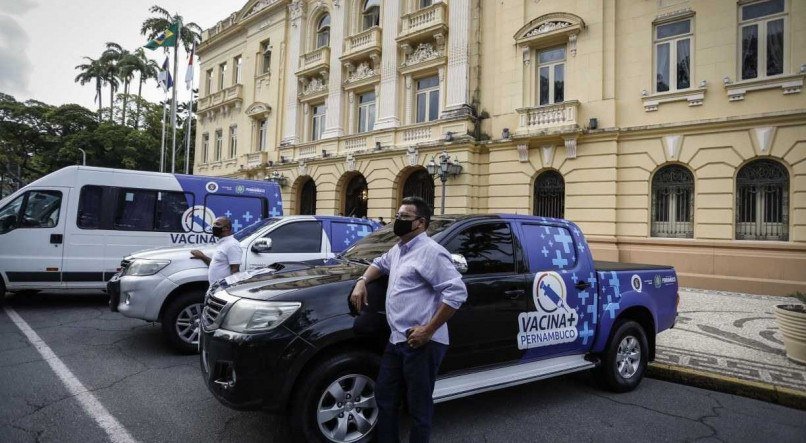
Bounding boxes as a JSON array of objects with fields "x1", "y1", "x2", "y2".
[{"x1": 656, "y1": 288, "x2": 806, "y2": 393}]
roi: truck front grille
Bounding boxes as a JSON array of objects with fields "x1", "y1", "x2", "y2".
[{"x1": 203, "y1": 294, "x2": 228, "y2": 326}]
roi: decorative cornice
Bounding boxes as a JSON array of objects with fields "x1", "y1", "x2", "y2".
[{"x1": 401, "y1": 43, "x2": 441, "y2": 68}]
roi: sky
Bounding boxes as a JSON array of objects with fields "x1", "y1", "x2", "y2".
[{"x1": 0, "y1": 0, "x2": 244, "y2": 108}]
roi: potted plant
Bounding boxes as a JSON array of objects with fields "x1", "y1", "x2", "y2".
[{"x1": 775, "y1": 292, "x2": 806, "y2": 365}]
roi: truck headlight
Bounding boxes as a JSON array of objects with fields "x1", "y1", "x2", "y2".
[
  {"x1": 123, "y1": 259, "x2": 171, "y2": 276},
  {"x1": 220, "y1": 300, "x2": 301, "y2": 333}
]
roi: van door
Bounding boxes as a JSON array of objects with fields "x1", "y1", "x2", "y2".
[
  {"x1": 0, "y1": 188, "x2": 68, "y2": 290},
  {"x1": 245, "y1": 220, "x2": 325, "y2": 269}
]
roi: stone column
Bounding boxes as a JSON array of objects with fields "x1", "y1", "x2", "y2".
[
  {"x1": 347, "y1": 91, "x2": 356, "y2": 135},
  {"x1": 403, "y1": 74, "x2": 413, "y2": 125},
  {"x1": 322, "y1": 3, "x2": 345, "y2": 138},
  {"x1": 373, "y1": 0, "x2": 401, "y2": 130},
  {"x1": 281, "y1": 1, "x2": 305, "y2": 146},
  {"x1": 442, "y1": 0, "x2": 473, "y2": 118}
]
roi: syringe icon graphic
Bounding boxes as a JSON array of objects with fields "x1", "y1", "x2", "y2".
[{"x1": 540, "y1": 281, "x2": 571, "y2": 313}]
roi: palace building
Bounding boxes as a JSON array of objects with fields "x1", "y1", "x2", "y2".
[{"x1": 194, "y1": 0, "x2": 806, "y2": 295}]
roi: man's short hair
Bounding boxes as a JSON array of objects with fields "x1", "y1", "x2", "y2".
[
  {"x1": 401, "y1": 196, "x2": 432, "y2": 226},
  {"x1": 218, "y1": 217, "x2": 232, "y2": 229}
]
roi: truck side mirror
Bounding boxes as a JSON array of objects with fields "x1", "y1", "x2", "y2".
[
  {"x1": 451, "y1": 254, "x2": 468, "y2": 274},
  {"x1": 251, "y1": 237, "x2": 273, "y2": 253}
]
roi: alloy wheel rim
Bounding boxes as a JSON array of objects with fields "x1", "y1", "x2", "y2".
[
  {"x1": 616, "y1": 335, "x2": 641, "y2": 379},
  {"x1": 317, "y1": 374, "x2": 378, "y2": 443},
  {"x1": 175, "y1": 303, "x2": 202, "y2": 345}
]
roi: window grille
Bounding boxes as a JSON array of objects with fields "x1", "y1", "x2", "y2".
[
  {"x1": 533, "y1": 170, "x2": 564, "y2": 219},
  {"x1": 736, "y1": 159, "x2": 788, "y2": 241},
  {"x1": 651, "y1": 165, "x2": 694, "y2": 238}
]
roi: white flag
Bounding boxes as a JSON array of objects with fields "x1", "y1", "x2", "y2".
[{"x1": 185, "y1": 43, "x2": 195, "y2": 90}]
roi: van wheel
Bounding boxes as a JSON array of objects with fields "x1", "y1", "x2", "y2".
[
  {"x1": 594, "y1": 320, "x2": 649, "y2": 393},
  {"x1": 290, "y1": 351, "x2": 380, "y2": 443},
  {"x1": 161, "y1": 290, "x2": 204, "y2": 354}
]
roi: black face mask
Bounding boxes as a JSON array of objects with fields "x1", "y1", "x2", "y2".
[
  {"x1": 393, "y1": 218, "x2": 416, "y2": 237},
  {"x1": 212, "y1": 226, "x2": 224, "y2": 238}
]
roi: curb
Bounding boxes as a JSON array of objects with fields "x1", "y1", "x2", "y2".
[{"x1": 647, "y1": 362, "x2": 806, "y2": 411}]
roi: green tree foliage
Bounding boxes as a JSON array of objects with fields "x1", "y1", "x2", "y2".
[{"x1": 0, "y1": 93, "x2": 193, "y2": 197}]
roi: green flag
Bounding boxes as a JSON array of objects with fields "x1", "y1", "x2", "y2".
[{"x1": 144, "y1": 21, "x2": 180, "y2": 50}]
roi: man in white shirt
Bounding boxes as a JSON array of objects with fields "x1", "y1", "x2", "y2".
[{"x1": 190, "y1": 217, "x2": 242, "y2": 284}]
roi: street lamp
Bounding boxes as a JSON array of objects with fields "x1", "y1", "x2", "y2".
[
  {"x1": 265, "y1": 170, "x2": 288, "y2": 187},
  {"x1": 426, "y1": 150, "x2": 463, "y2": 215}
]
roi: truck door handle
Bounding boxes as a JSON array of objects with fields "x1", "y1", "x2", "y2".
[
  {"x1": 504, "y1": 289, "x2": 525, "y2": 299},
  {"x1": 50, "y1": 234, "x2": 63, "y2": 244},
  {"x1": 575, "y1": 280, "x2": 591, "y2": 290}
]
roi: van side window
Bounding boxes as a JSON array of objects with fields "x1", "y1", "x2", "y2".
[
  {"x1": 520, "y1": 224, "x2": 577, "y2": 272},
  {"x1": 265, "y1": 221, "x2": 322, "y2": 253},
  {"x1": 78, "y1": 186, "x2": 104, "y2": 229},
  {"x1": 205, "y1": 194, "x2": 268, "y2": 233},
  {"x1": 114, "y1": 189, "x2": 157, "y2": 231},
  {"x1": 156, "y1": 191, "x2": 192, "y2": 232},
  {"x1": 444, "y1": 222, "x2": 516, "y2": 275},
  {"x1": 19, "y1": 191, "x2": 62, "y2": 229},
  {"x1": 0, "y1": 193, "x2": 26, "y2": 234}
]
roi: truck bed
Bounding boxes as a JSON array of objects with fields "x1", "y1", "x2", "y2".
[{"x1": 593, "y1": 260, "x2": 674, "y2": 271}]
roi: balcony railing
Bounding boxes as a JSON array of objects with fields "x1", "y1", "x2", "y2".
[
  {"x1": 245, "y1": 151, "x2": 267, "y2": 169},
  {"x1": 399, "y1": 2, "x2": 447, "y2": 43},
  {"x1": 197, "y1": 84, "x2": 243, "y2": 112},
  {"x1": 340, "y1": 135, "x2": 369, "y2": 154},
  {"x1": 298, "y1": 47, "x2": 330, "y2": 76},
  {"x1": 515, "y1": 100, "x2": 580, "y2": 134},
  {"x1": 343, "y1": 27, "x2": 381, "y2": 61}
]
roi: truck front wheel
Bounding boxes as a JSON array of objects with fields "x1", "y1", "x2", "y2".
[
  {"x1": 161, "y1": 290, "x2": 204, "y2": 354},
  {"x1": 595, "y1": 320, "x2": 649, "y2": 393},
  {"x1": 290, "y1": 351, "x2": 380, "y2": 443}
]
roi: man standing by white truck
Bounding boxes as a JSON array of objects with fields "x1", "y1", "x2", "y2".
[{"x1": 190, "y1": 217, "x2": 241, "y2": 284}]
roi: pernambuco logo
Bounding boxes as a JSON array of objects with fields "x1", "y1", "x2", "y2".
[
  {"x1": 631, "y1": 274, "x2": 642, "y2": 293},
  {"x1": 181, "y1": 206, "x2": 216, "y2": 233},
  {"x1": 205, "y1": 181, "x2": 219, "y2": 193},
  {"x1": 235, "y1": 185, "x2": 245, "y2": 194},
  {"x1": 653, "y1": 274, "x2": 662, "y2": 289}
]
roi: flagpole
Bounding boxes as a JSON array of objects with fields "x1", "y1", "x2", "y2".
[
  {"x1": 185, "y1": 44, "x2": 195, "y2": 175},
  {"x1": 170, "y1": 18, "x2": 182, "y2": 173},
  {"x1": 160, "y1": 95, "x2": 167, "y2": 172}
]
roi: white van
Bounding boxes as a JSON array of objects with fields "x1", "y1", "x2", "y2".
[{"x1": 0, "y1": 166, "x2": 282, "y2": 297}]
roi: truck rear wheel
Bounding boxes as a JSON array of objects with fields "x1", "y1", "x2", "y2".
[
  {"x1": 595, "y1": 320, "x2": 649, "y2": 393},
  {"x1": 161, "y1": 290, "x2": 204, "y2": 354},
  {"x1": 290, "y1": 351, "x2": 380, "y2": 443}
]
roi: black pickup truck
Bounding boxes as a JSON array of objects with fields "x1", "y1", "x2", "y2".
[{"x1": 200, "y1": 214, "x2": 678, "y2": 442}]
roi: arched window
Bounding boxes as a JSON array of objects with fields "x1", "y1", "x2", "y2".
[
  {"x1": 651, "y1": 165, "x2": 694, "y2": 238},
  {"x1": 402, "y1": 169, "x2": 435, "y2": 213},
  {"x1": 736, "y1": 159, "x2": 789, "y2": 241},
  {"x1": 344, "y1": 174, "x2": 368, "y2": 218},
  {"x1": 533, "y1": 170, "x2": 564, "y2": 218},
  {"x1": 299, "y1": 178, "x2": 317, "y2": 215},
  {"x1": 316, "y1": 14, "x2": 331, "y2": 49},
  {"x1": 362, "y1": 0, "x2": 380, "y2": 30}
]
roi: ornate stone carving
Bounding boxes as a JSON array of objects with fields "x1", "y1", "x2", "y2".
[
  {"x1": 563, "y1": 137, "x2": 577, "y2": 159},
  {"x1": 289, "y1": 0, "x2": 305, "y2": 25},
  {"x1": 401, "y1": 43, "x2": 440, "y2": 67},
  {"x1": 525, "y1": 21, "x2": 571, "y2": 37},
  {"x1": 298, "y1": 161, "x2": 308, "y2": 177},
  {"x1": 301, "y1": 77, "x2": 327, "y2": 96},
  {"x1": 346, "y1": 62, "x2": 377, "y2": 83},
  {"x1": 517, "y1": 144, "x2": 529, "y2": 162},
  {"x1": 406, "y1": 147, "x2": 418, "y2": 166},
  {"x1": 246, "y1": 0, "x2": 280, "y2": 18},
  {"x1": 345, "y1": 153, "x2": 356, "y2": 172}
]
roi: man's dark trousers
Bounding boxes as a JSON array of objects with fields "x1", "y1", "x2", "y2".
[{"x1": 375, "y1": 341, "x2": 448, "y2": 443}]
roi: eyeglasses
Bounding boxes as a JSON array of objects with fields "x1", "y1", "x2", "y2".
[{"x1": 394, "y1": 213, "x2": 421, "y2": 221}]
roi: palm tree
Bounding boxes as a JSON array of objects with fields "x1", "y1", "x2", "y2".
[
  {"x1": 74, "y1": 57, "x2": 105, "y2": 120},
  {"x1": 132, "y1": 48, "x2": 159, "y2": 129},
  {"x1": 140, "y1": 5, "x2": 202, "y2": 53},
  {"x1": 96, "y1": 45, "x2": 123, "y2": 123}
]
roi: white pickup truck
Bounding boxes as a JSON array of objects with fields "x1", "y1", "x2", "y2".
[{"x1": 108, "y1": 215, "x2": 379, "y2": 353}]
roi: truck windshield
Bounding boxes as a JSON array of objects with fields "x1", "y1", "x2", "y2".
[
  {"x1": 233, "y1": 217, "x2": 280, "y2": 241},
  {"x1": 340, "y1": 218, "x2": 455, "y2": 263}
]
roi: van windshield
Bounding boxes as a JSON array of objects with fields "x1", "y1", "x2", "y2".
[{"x1": 233, "y1": 217, "x2": 280, "y2": 241}]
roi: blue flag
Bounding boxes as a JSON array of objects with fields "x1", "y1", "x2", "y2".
[{"x1": 157, "y1": 57, "x2": 173, "y2": 93}]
